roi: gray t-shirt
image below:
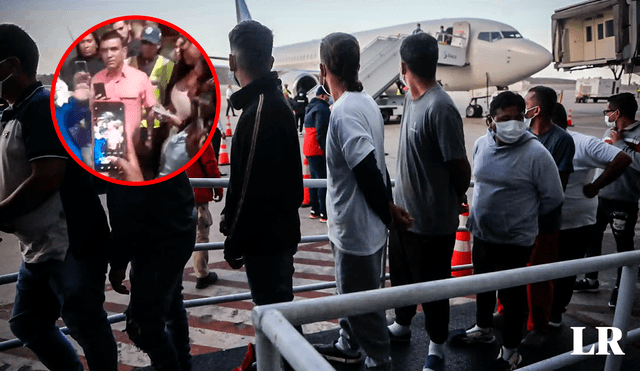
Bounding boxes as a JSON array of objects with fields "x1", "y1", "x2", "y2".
[
  {"x1": 394, "y1": 85, "x2": 467, "y2": 235},
  {"x1": 326, "y1": 91, "x2": 387, "y2": 256}
]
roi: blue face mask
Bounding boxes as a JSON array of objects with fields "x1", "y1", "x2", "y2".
[{"x1": 492, "y1": 118, "x2": 529, "y2": 144}]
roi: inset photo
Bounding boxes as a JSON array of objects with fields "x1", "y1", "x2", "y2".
[{"x1": 53, "y1": 16, "x2": 220, "y2": 185}]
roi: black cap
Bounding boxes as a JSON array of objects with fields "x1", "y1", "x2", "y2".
[{"x1": 316, "y1": 85, "x2": 328, "y2": 96}]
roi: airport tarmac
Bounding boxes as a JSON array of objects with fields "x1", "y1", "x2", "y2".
[{"x1": 1, "y1": 91, "x2": 640, "y2": 370}]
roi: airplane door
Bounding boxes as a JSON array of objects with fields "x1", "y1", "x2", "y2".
[
  {"x1": 438, "y1": 22, "x2": 469, "y2": 67},
  {"x1": 451, "y1": 22, "x2": 469, "y2": 48}
]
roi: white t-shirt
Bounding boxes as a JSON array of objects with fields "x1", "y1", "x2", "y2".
[
  {"x1": 226, "y1": 87, "x2": 234, "y2": 100},
  {"x1": 326, "y1": 91, "x2": 387, "y2": 256},
  {"x1": 561, "y1": 131, "x2": 622, "y2": 230}
]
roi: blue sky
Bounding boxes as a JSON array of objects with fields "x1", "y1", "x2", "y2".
[{"x1": 1, "y1": 0, "x2": 616, "y2": 80}]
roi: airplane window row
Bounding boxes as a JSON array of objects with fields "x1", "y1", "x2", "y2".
[
  {"x1": 284, "y1": 53, "x2": 316, "y2": 62},
  {"x1": 477, "y1": 31, "x2": 522, "y2": 42}
]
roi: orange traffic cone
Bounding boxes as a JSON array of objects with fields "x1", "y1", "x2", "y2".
[
  {"x1": 225, "y1": 116, "x2": 233, "y2": 137},
  {"x1": 302, "y1": 157, "x2": 310, "y2": 207},
  {"x1": 219, "y1": 139, "x2": 230, "y2": 165},
  {"x1": 567, "y1": 109, "x2": 573, "y2": 127},
  {"x1": 451, "y1": 207, "x2": 472, "y2": 277}
]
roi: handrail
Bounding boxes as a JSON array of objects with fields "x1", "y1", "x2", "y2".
[{"x1": 252, "y1": 250, "x2": 640, "y2": 371}]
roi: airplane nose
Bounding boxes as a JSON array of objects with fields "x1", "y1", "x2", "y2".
[{"x1": 508, "y1": 40, "x2": 553, "y2": 74}]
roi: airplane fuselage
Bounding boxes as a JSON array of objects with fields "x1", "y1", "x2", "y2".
[{"x1": 272, "y1": 18, "x2": 552, "y2": 92}]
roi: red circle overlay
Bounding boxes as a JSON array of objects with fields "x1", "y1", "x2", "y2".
[{"x1": 51, "y1": 15, "x2": 221, "y2": 186}]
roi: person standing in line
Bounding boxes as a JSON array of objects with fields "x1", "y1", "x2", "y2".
[
  {"x1": 303, "y1": 85, "x2": 331, "y2": 222},
  {"x1": 312, "y1": 32, "x2": 412, "y2": 371},
  {"x1": 549, "y1": 102, "x2": 631, "y2": 326},
  {"x1": 386, "y1": 33, "x2": 471, "y2": 371},
  {"x1": 521, "y1": 86, "x2": 574, "y2": 348},
  {"x1": 221, "y1": 20, "x2": 303, "y2": 370},
  {"x1": 454, "y1": 91, "x2": 564, "y2": 371},
  {"x1": 577, "y1": 93, "x2": 640, "y2": 308}
]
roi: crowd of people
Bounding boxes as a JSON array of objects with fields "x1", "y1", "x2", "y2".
[{"x1": 1, "y1": 17, "x2": 640, "y2": 371}]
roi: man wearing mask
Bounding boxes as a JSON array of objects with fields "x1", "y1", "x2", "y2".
[
  {"x1": 579, "y1": 93, "x2": 640, "y2": 308},
  {"x1": 386, "y1": 33, "x2": 471, "y2": 371},
  {"x1": 550, "y1": 102, "x2": 631, "y2": 327},
  {"x1": 521, "y1": 86, "x2": 574, "y2": 348},
  {"x1": 455, "y1": 91, "x2": 564, "y2": 371},
  {"x1": 0, "y1": 23, "x2": 117, "y2": 371}
]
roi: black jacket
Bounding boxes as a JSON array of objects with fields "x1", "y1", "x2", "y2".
[
  {"x1": 223, "y1": 72, "x2": 303, "y2": 257},
  {"x1": 303, "y1": 97, "x2": 331, "y2": 153}
]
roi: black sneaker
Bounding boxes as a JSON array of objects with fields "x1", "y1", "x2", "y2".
[
  {"x1": 573, "y1": 278, "x2": 599, "y2": 292},
  {"x1": 608, "y1": 287, "x2": 618, "y2": 308},
  {"x1": 451, "y1": 325, "x2": 496, "y2": 344},
  {"x1": 310, "y1": 210, "x2": 319, "y2": 219},
  {"x1": 319, "y1": 213, "x2": 327, "y2": 223},
  {"x1": 195, "y1": 272, "x2": 219, "y2": 289},
  {"x1": 313, "y1": 341, "x2": 365, "y2": 364}
]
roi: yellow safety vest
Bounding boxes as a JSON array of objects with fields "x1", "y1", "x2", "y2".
[{"x1": 128, "y1": 55, "x2": 175, "y2": 128}]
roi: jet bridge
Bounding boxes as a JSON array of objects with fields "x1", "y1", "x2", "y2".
[{"x1": 552, "y1": 0, "x2": 640, "y2": 76}]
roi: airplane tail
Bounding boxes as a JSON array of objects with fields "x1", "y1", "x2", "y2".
[{"x1": 235, "y1": 0, "x2": 252, "y2": 23}]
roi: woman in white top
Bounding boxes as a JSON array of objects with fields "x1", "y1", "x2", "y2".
[{"x1": 153, "y1": 37, "x2": 213, "y2": 178}]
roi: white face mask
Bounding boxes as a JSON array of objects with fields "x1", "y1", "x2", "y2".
[
  {"x1": 0, "y1": 58, "x2": 13, "y2": 100},
  {"x1": 605, "y1": 113, "x2": 617, "y2": 128},
  {"x1": 493, "y1": 118, "x2": 528, "y2": 144},
  {"x1": 228, "y1": 70, "x2": 241, "y2": 88},
  {"x1": 0, "y1": 73, "x2": 13, "y2": 100}
]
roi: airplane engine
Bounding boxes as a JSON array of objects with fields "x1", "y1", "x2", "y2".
[{"x1": 279, "y1": 71, "x2": 319, "y2": 96}]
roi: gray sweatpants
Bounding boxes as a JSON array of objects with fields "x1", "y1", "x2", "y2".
[{"x1": 332, "y1": 243, "x2": 391, "y2": 368}]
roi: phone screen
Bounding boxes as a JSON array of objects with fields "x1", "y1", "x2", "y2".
[
  {"x1": 93, "y1": 82, "x2": 107, "y2": 99},
  {"x1": 75, "y1": 60, "x2": 88, "y2": 73},
  {"x1": 92, "y1": 101, "x2": 126, "y2": 172}
]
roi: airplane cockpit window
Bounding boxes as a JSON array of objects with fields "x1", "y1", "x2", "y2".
[
  {"x1": 478, "y1": 31, "x2": 508, "y2": 42},
  {"x1": 501, "y1": 31, "x2": 522, "y2": 38}
]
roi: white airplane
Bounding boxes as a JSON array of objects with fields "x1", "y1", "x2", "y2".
[{"x1": 225, "y1": 0, "x2": 552, "y2": 117}]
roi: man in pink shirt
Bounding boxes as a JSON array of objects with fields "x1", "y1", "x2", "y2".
[{"x1": 91, "y1": 29, "x2": 155, "y2": 179}]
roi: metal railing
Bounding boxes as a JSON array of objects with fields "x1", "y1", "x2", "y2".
[
  {"x1": 3, "y1": 177, "x2": 635, "y2": 371},
  {"x1": 251, "y1": 250, "x2": 640, "y2": 371}
]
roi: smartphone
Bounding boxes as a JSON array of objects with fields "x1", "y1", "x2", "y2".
[
  {"x1": 75, "y1": 60, "x2": 88, "y2": 73},
  {"x1": 93, "y1": 82, "x2": 107, "y2": 99},
  {"x1": 92, "y1": 101, "x2": 126, "y2": 172}
]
